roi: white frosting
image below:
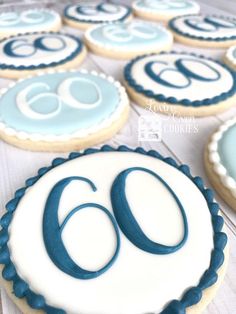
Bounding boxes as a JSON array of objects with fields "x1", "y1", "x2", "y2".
[
  {"x1": 85, "y1": 21, "x2": 173, "y2": 52},
  {"x1": 208, "y1": 117, "x2": 236, "y2": 198},
  {"x1": 171, "y1": 15, "x2": 236, "y2": 39},
  {"x1": 130, "y1": 53, "x2": 234, "y2": 102},
  {"x1": 8, "y1": 151, "x2": 214, "y2": 314},
  {"x1": 133, "y1": 0, "x2": 200, "y2": 17},
  {"x1": 65, "y1": 3, "x2": 130, "y2": 23},
  {"x1": 0, "y1": 33, "x2": 81, "y2": 67},
  {"x1": 225, "y1": 45, "x2": 236, "y2": 66},
  {"x1": 0, "y1": 9, "x2": 61, "y2": 36},
  {"x1": 0, "y1": 69, "x2": 129, "y2": 142}
]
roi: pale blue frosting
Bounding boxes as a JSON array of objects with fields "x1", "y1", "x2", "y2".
[
  {"x1": 0, "y1": 10, "x2": 57, "y2": 30},
  {"x1": 135, "y1": 0, "x2": 195, "y2": 12},
  {"x1": 218, "y1": 124, "x2": 236, "y2": 180},
  {"x1": 89, "y1": 22, "x2": 171, "y2": 48},
  {"x1": 0, "y1": 72, "x2": 120, "y2": 135}
]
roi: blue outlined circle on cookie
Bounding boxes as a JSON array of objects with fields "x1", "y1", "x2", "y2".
[
  {"x1": 0, "y1": 32, "x2": 85, "y2": 72},
  {"x1": 124, "y1": 51, "x2": 236, "y2": 108}
]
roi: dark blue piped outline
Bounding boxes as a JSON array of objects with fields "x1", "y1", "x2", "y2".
[
  {"x1": 63, "y1": 3, "x2": 132, "y2": 24},
  {"x1": 124, "y1": 51, "x2": 236, "y2": 107},
  {"x1": 0, "y1": 31, "x2": 84, "y2": 71},
  {"x1": 0, "y1": 145, "x2": 227, "y2": 314},
  {"x1": 169, "y1": 14, "x2": 236, "y2": 41}
]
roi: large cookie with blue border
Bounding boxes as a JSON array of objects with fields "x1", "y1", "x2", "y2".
[
  {"x1": 85, "y1": 21, "x2": 173, "y2": 59},
  {"x1": 0, "y1": 70, "x2": 129, "y2": 152},
  {"x1": 64, "y1": 2, "x2": 132, "y2": 30},
  {"x1": 132, "y1": 0, "x2": 200, "y2": 23},
  {"x1": 0, "y1": 9, "x2": 61, "y2": 38},
  {"x1": 0, "y1": 32, "x2": 87, "y2": 79},
  {"x1": 0, "y1": 146, "x2": 228, "y2": 314},
  {"x1": 169, "y1": 14, "x2": 236, "y2": 48},
  {"x1": 124, "y1": 52, "x2": 236, "y2": 117}
]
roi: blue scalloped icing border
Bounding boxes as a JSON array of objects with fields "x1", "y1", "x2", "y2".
[
  {"x1": 0, "y1": 31, "x2": 84, "y2": 71},
  {"x1": 169, "y1": 14, "x2": 236, "y2": 42},
  {"x1": 0, "y1": 145, "x2": 227, "y2": 314},
  {"x1": 63, "y1": 3, "x2": 132, "y2": 24},
  {"x1": 124, "y1": 51, "x2": 236, "y2": 107}
]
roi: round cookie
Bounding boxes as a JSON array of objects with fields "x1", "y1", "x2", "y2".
[
  {"x1": 169, "y1": 14, "x2": 236, "y2": 48},
  {"x1": 124, "y1": 52, "x2": 236, "y2": 117},
  {"x1": 0, "y1": 145, "x2": 228, "y2": 314},
  {"x1": 85, "y1": 21, "x2": 173, "y2": 59},
  {"x1": 205, "y1": 117, "x2": 236, "y2": 211},
  {"x1": 64, "y1": 2, "x2": 132, "y2": 30},
  {"x1": 0, "y1": 9, "x2": 61, "y2": 38},
  {"x1": 132, "y1": 0, "x2": 200, "y2": 23},
  {"x1": 0, "y1": 32, "x2": 87, "y2": 79},
  {"x1": 0, "y1": 70, "x2": 129, "y2": 152},
  {"x1": 224, "y1": 45, "x2": 236, "y2": 71}
]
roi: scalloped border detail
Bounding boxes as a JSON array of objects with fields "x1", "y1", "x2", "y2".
[
  {"x1": 0, "y1": 31, "x2": 84, "y2": 70},
  {"x1": 208, "y1": 117, "x2": 236, "y2": 198},
  {"x1": 168, "y1": 14, "x2": 236, "y2": 42},
  {"x1": 64, "y1": 3, "x2": 132, "y2": 24},
  {"x1": 0, "y1": 145, "x2": 227, "y2": 314},
  {"x1": 0, "y1": 70, "x2": 129, "y2": 142},
  {"x1": 124, "y1": 50, "x2": 236, "y2": 107}
]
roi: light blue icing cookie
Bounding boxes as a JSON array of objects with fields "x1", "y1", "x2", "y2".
[
  {"x1": 134, "y1": 0, "x2": 198, "y2": 13},
  {"x1": 218, "y1": 123, "x2": 236, "y2": 180},
  {"x1": 0, "y1": 9, "x2": 61, "y2": 36},
  {"x1": 86, "y1": 21, "x2": 172, "y2": 50},
  {"x1": 0, "y1": 71, "x2": 122, "y2": 136}
]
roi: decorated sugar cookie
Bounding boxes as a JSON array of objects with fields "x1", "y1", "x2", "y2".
[
  {"x1": 64, "y1": 2, "x2": 132, "y2": 30},
  {"x1": 206, "y1": 117, "x2": 236, "y2": 211},
  {"x1": 132, "y1": 0, "x2": 200, "y2": 23},
  {"x1": 224, "y1": 45, "x2": 236, "y2": 70},
  {"x1": 169, "y1": 14, "x2": 236, "y2": 48},
  {"x1": 85, "y1": 21, "x2": 173, "y2": 59},
  {"x1": 124, "y1": 52, "x2": 236, "y2": 117},
  {"x1": 0, "y1": 9, "x2": 61, "y2": 38},
  {"x1": 0, "y1": 145, "x2": 228, "y2": 314},
  {"x1": 0, "y1": 70, "x2": 129, "y2": 152},
  {"x1": 0, "y1": 32, "x2": 87, "y2": 79}
]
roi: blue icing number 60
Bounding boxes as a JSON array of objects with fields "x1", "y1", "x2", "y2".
[
  {"x1": 184, "y1": 16, "x2": 236, "y2": 32},
  {"x1": 4, "y1": 35, "x2": 66, "y2": 58},
  {"x1": 43, "y1": 167, "x2": 188, "y2": 280},
  {"x1": 145, "y1": 58, "x2": 221, "y2": 89}
]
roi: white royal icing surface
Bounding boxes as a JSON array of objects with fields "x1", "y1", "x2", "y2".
[
  {"x1": 8, "y1": 151, "x2": 214, "y2": 314},
  {"x1": 65, "y1": 2, "x2": 130, "y2": 23},
  {"x1": 0, "y1": 9, "x2": 61, "y2": 36},
  {"x1": 129, "y1": 53, "x2": 234, "y2": 102},
  {"x1": 171, "y1": 15, "x2": 236, "y2": 39},
  {"x1": 133, "y1": 0, "x2": 200, "y2": 17},
  {"x1": 208, "y1": 117, "x2": 236, "y2": 198},
  {"x1": 85, "y1": 21, "x2": 173, "y2": 52},
  {"x1": 0, "y1": 33, "x2": 81, "y2": 67},
  {"x1": 225, "y1": 45, "x2": 236, "y2": 66}
]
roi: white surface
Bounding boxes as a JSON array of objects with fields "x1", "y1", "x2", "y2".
[{"x1": 0, "y1": 1, "x2": 236, "y2": 314}]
